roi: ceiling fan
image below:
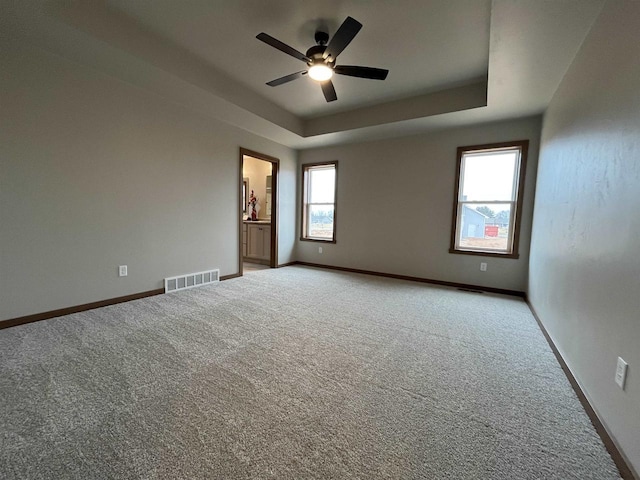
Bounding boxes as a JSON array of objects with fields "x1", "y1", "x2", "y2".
[{"x1": 256, "y1": 16, "x2": 389, "y2": 102}]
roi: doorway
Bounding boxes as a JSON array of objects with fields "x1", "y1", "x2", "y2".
[{"x1": 239, "y1": 148, "x2": 279, "y2": 276}]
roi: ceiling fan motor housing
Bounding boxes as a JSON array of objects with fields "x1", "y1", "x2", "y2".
[{"x1": 306, "y1": 43, "x2": 334, "y2": 68}]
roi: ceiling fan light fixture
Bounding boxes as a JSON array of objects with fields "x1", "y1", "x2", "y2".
[{"x1": 308, "y1": 64, "x2": 333, "y2": 82}]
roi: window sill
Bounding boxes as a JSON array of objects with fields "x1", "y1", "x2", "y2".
[
  {"x1": 300, "y1": 237, "x2": 336, "y2": 244},
  {"x1": 449, "y1": 248, "x2": 519, "y2": 259}
]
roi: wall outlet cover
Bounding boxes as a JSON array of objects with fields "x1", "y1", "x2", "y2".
[
  {"x1": 615, "y1": 357, "x2": 628, "y2": 389},
  {"x1": 119, "y1": 265, "x2": 128, "y2": 277},
  {"x1": 480, "y1": 262, "x2": 487, "y2": 272}
]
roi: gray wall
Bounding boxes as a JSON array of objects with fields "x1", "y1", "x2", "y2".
[
  {"x1": 298, "y1": 117, "x2": 541, "y2": 292},
  {"x1": 0, "y1": 45, "x2": 297, "y2": 321},
  {"x1": 528, "y1": 1, "x2": 640, "y2": 474}
]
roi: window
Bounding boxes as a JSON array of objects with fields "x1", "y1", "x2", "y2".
[
  {"x1": 450, "y1": 141, "x2": 528, "y2": 257},
  {"x1": 301, "y1": 162, "x2": 337, "y2": 242}
]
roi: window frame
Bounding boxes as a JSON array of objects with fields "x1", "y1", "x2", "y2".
[
  {"x1": 300, "y1": 161, "x2": 338, "y2": 243},
  {"x1": 449, "y1": 140, "x2": 528, "y2": 259}
]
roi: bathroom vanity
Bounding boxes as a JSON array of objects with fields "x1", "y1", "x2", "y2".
[{"x1": 243, "y1": 220, "x2": 271, "y2": 264}]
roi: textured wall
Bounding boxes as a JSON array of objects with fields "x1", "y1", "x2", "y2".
[
  {"x1": 529, "y1": 1, "x2": 640, "y2": 474},
  {"x1": 0, "y1": 45, "x2": 297, "y2": 321},
  {"x1": 298, "y1": 117, "x2": 541, "y2": 292}
]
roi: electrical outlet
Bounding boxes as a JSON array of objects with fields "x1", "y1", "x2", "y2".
[
  {"x1": 119, "y1": 265, "x2": 128, "y2": 277},
  {"x1": 480, "y1": 262, "x2": 487, "y2": 272},
  {"x1": 318, "y1": 246, "x2": 323, "y2": 254},
  {"x1": 615, "y1": 357, "x2": 628, "y2": 390}
]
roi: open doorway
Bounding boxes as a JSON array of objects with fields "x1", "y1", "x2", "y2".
[{"x1": 239, "y1": 148, "x2": 279, "y2": 276}]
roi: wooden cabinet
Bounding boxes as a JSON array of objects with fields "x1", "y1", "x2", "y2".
[{"x1": 245, "y1": 223, "x2": 271, "y2": 263}]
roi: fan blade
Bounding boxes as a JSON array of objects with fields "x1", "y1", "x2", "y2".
[
  {"x1": 335, "y1": 65, "x2": 389, "y2": 80},
  {"x1": 266, "y1": 71, "x2": 307, "y2": 87},
  {"x1": 320, "y1": 80, "x2": 337, "y2": 102},
  {"x1": 256, "y1": 33, "x2": 311, "y2": 63},
  {"x1": 323, "y1": 16, "x2": 362, "y2": 60}
]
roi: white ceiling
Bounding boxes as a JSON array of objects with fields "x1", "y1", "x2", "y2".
[{"x1": 3, "y1": 0, "x2": 605, "y2": 149}]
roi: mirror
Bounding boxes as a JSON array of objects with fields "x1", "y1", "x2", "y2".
[
  {"x1": 266, "y1": 175, "x2": 272, "y2": 216},
  {"x1": 242, "y1": 178, "x2": 249, "y2": 213}
]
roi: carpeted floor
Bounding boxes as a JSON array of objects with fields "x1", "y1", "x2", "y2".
[{"x1": 0, "y1": 266, "x2": 621, "y2": 479}]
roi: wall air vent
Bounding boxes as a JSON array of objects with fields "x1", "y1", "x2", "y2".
[{"x1": 164, "y1": 269, "x2": 220, "y2": 293}]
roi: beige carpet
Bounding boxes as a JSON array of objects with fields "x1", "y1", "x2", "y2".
[{"x1": 0, "y1": 266, "x2": 621, "y2": 479}]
